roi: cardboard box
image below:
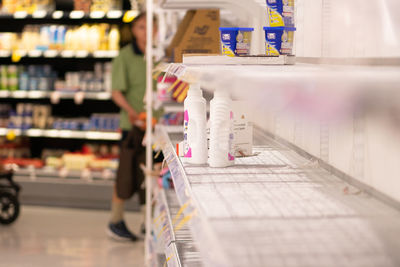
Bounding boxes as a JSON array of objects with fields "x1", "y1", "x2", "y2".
[{"x1": 166, "y1": 9, "x2": 220, "y2": 63}]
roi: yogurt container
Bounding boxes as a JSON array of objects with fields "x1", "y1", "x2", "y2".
[
  {"x1": 236, "y1": 28, "x2": 254, "y2": 56},
  {"x1": 219, "y1": 27, "x2": 254, "y2": 56},
  {"x1": 263, "y1": 27, "x2": 296, "y2": 56},
  {"x1": 219, "y1": 27, "x2": 238, "y2": 57},
  {"x1": 266, "y1": 0, "x2": 295, "y2": 27}
]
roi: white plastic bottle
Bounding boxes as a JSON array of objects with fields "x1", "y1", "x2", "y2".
[
  {"x1": 209, "y1": 90, "x2": 235, "y2": 167},
  {"x1": 183, "y1": 84, "x2": 208, "y2": 164}
]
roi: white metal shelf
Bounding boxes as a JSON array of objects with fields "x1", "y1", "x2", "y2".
[
  {"x1": 0, "y1": 128, "x2": 121, "y2": 140},
  {"x1": 0, "y1": 50, "x2": 118, "y2": 59},
  {"x1": 14, "y1": 167, "x2": 116, "y2": 182},
  {"x1": 0, "y1": 10, "x2": 129, "y2": 20},
  {"x1": 156, "y1": 124, "x2": 400, "y2": 267},
  {"x1": 0, "y1": 90, "x2": 111, "y2": 100}
]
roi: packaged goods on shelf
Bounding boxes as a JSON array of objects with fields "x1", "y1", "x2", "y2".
[
  {"x1": 166, "y1": 9, "x2": 220, "y2": 63},
  {"x1": 183, "y1": 84, "x2": 207, "y2": 164},
  {"x1": 90, "y1": 0, "x2": 122, "y2": 12},
  {"x1": 0, "y1": 136, "x2": 30, "y2": 159},
  {"x1": 263, "y1": 27, "x2": 296, "y2": 56},
  {"x1": 1, "y1": 0, "x2": 55, "y2": 14},
  {"x1": 3, "y1": 103, "x2": 119, "y2": 132},
  {"x1": 219, "y1": 27, "x2": 254, "y2": 56},
  {"x1": 266, "y1": 0, "x2": 295, "y2": 27},
  {"x1": 0, "y1": 63, "x2": 110, "y2": 93},
  {"x1": 159, "y1": 112, "x2": 184, "y2": 126},
  {"x1": 55, "y1": 62, "x2": 111, "y2": 92},
  {"x1": 209, "y1": 90, "x2": 235, "y2": 167},
  {"x1": 43, "y1": 143, "x2": 119, "y2": 171},
  {"x1": 0, "y1": 24, "x2": 120, "y2": 53}
]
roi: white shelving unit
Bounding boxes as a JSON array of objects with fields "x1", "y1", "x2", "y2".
[
  {"x1": 0, "y1": 90, "x2": 111, "y2": 100},
  {"x1": 0, "y1": 128, "x2": 121, "y2": 140},
  {"x1": 0, "y1": 50, "x2": 118, "y2": 59},
  {"x1": 155, "y1": 124, "x2": 400, "y2": 267}
]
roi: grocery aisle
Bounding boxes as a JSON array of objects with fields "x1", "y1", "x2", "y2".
[{"x1": 0, "y1": 206, "x2": 144, "y2": 267}]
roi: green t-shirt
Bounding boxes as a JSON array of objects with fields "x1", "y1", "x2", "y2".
[{"x1": 112, "y1": 44, "x2": 146, "y2": 131}]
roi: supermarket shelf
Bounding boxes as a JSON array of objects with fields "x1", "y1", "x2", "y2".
[
  {"x1": 0, "y1": 50, "x2": 118, "y2": 59},
  {"x1": 14, "y1": 167, "x2": 115, "y2": 181},
  {"x1": 0, "y1": 10, "x2": 134, "y2": 21},
  {"x1": 13, "y1": 170, "x2": 140, "y2": 210},
  {"x1": 0, "y1": 128, "x2": 121, "y2": 140},
  {"x1": 153, "y1": 188, "x2": 203, "y2": 267},
  {"x1": 183, "y1": 55, "x2": 296, "y2": 65},
  {"x1": 0, "y1": 90, "x2": 111, "y2": 100},
  {"x1": 156, "y1": 124, "x2": 400, "y2": 267}
]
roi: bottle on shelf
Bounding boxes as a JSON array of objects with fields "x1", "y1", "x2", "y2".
[
  {"x1": 183, "y1": 83, "x2": 207, "y2": 164},
  {"x1": 209, "y1": 90, "x2": 235, "y2": 168},
  {"x1": 108, "y1": 25, "x2": 120, "y2": 51}
]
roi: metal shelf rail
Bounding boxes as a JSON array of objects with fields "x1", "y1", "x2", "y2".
[
  {"x1": 0, "y1": 128, "x2": 121, "y2": 140},
  {"x1": 155, "y1": 124, "x2": 400, "y2": 267},
  {"x1": 152, "y1": 188, "x2": 203, "y2": 267},
  {"x1": 0, "y1": 90, "x2": 111, "y2": 100}
]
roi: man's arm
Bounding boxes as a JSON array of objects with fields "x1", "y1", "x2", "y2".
[{"x1": 112, "y1": 91, "x2": 138, "y2": 125}]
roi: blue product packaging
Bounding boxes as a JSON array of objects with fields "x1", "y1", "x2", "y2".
[
  {"x1": 29, "y1": 77, "x2": 39, "y2": 91},
  {"x1": 219, "y1": 27, "x2": 239, "y2": 57},
  {"x1": 266, "y1": 0, "x2": 295, "y2": 27},
  {"x1": 263, "y1": 27, "x2": 296, "y2": 56},
  {"x1": 19, "y1": 72, "x2": 30, "y2": 90}
]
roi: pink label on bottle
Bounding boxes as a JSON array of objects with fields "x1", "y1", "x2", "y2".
[
  {"x1": 228, "y1": 153, "x2": 235, "y2": 161},
  {"x1": 185, "y1": 148, "x2": 192, "y2": 158},
  {"x1": 230, "y1": 111, "x2": 233, "y2": 119},
  {"x1": 184, "y1": 110, "x2": 189, "y2": 122}
]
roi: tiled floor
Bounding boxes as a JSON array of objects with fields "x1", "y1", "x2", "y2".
[{"x1": 0, "y1": 205, "x2": 144, "y2": 267}]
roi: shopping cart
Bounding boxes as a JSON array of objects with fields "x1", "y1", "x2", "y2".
[{"x1": 0, "y1": 171, "x2": 21, "y2": 225}]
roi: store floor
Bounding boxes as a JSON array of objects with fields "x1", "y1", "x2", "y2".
[{"x1": 0, "y1": 205, "x2": 144, "y2": 267}]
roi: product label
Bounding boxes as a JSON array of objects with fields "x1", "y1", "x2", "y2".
[
  {"x1": 183, "y1": 110, "x2": 192, "y2": 158},
  {"x1": 266, "y1": 0, "x2": 295, "y2": 27},
  {"x1": 235, "y1": 31, "x2": 252, "y2": 55},
  {"x1": 220, "y1": 30, "x2": 238, "y2": 57},
  {"x1": 264, "y1": 28, "x2": 295, "y2": 55}
]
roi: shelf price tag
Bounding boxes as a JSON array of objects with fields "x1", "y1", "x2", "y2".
[
  {"x1": 28, "y1": 50, "x2": 42, "y2": 58},
  {"x1": 44, "y1": 50, "x2": 58, "y2": 58},
  {"x1": 52, "y1": 10, "x2": 64, "y2": 19},
  {"x1": 0, "y1": 50, "x2": 11, "y2": 57},
  {"x1": 90, "y1": 11, "x2": 105, "y2": 19},
  {"x1": 81, "y1": 168, "x2": 93, "y2": 182},
  {"x1": 13, "y1": 11, "x2": 28, "y2": 19},
  {"x1": 107, "y1": 10, "x2": 122, "y2": 19},
  {"x1": 70, "y1": 10, "x2": 85, "y2": 19},
  {"x1": 32, "y1": 10, "x2": 47, "y2": 18},
  {"x1": 50, "y1": 91, "x2": 61, "y2": 104},
  {"x1": 75, "y1": 50, "x2": 89, "y2": 58},
  {"x1": 61, "y1": 50, "x2": 74, "y2": 58},
  {"x1": 74, "y1": 92, "x2": 85, "y2": 105}
]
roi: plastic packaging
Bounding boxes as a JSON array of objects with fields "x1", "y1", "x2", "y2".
[
  {"x1": 263, "y1": 27, "x2": 296, "y2": 56},
  {"x1": 183, "y1": 84, "x2": 208, "y2": 164},
  {"x1": 209, "y1": 90, "x2": 235, "y2": 168},
  {"x1": 236, "y1": 28, "x2": 254, "y2": 56},
  {"x1": 266, "y1": 0, "x2": 295, "y2": 27},
  {"x1": 219, "y1": 27, "x2": 254, "y2": 56}
]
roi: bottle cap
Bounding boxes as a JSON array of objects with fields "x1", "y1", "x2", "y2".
[
  {"x1": 214, "y1": 90, "x2": 229, "y2": 98},
  {"x1": 187, "y1": 83, "x2": 202, "y2": 97}
]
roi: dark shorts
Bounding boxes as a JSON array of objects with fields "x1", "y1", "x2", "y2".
[{"x1": 116, "y1": 127, "x2": 146, "y2": 204}]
